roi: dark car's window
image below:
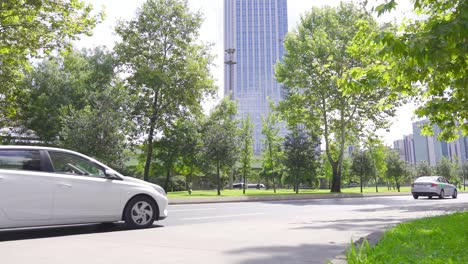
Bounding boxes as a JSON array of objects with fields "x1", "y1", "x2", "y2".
[
  {"x1": 0, "y1": 150, "x2": 42, "y2": 172},
  {"x1": 48, "y1": 151, "x2": 105, "y2": 178}
]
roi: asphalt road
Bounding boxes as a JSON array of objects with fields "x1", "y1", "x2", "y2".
[{"x1": 0, "y1": 194, "x2": 467, "y2": 264}]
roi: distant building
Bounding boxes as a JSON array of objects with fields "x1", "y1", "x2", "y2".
[
  {"x1": 224, "y1": 0, "x2": 288, "y2": 154},
  {"x1": 410, "y1": 120, "x2": 467, "y2": 166},
  {"x1": 393, "y1": 135, "x2": 416, "y2": 164}
]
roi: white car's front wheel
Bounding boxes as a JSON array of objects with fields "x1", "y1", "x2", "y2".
[{"x1": 124, "y1": 196, "x2": 158, "y2": 229}]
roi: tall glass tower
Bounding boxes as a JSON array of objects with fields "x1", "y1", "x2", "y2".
[{"x1": 224, "y1": 0, "x2": 288, "y2": 154}]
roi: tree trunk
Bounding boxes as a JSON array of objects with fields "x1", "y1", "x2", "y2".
[
  {"x1": 143, "y1": 93, "x2": 159, "y2": 181},
  {"x1": 229, "y1": 170, "x2": 233, "y2": 190},
  {"x1": 394, "y1": 176, "x2": 400, "y2": 192},
  {"x1": 375, "y1": 176, "x2": 378, "y2": 193},
  {"x1": 164, "y1": 167, "x2": 171, "y2": 192},
  {"x1": 268, "y1": 143, "x2": 276, "y2": 193},
  {"x1": 217, "y1": 160, "x2": 221, "y2": 196},
  {"x1": 143, "y1": 122, "x2": 155, "y2": 182},
  {"x1": 331, "y1": 163, "x2": 341, "y2": 193},
  {"x1": 360, "y1": 164, "x2": 363, "y2": 193},
  {"x1": 243, "y1": 166, "x2": 246, "y2": 195},
  {"x1": 272, "y1": 171, "x2": 277, "y2": 194}
]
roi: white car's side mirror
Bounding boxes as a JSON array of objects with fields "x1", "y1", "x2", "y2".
[{"x1": 105, "y1": 169, "x2": 121, "y2": 180}]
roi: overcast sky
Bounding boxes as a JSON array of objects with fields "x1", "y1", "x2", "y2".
[{"x1": 77, "y1": 0, "x2": 418, "y2": 146}]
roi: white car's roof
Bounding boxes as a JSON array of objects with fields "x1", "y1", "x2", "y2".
[
  {"x1": 415, "y1": 176, "x2": 440, "y2": 182},
  {"x1": 0, "y1": 145, "x2": 103, "y2": 167}
]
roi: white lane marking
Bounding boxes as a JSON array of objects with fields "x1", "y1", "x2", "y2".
[
  {"x1": 170, "y1": 208, "x2": 217, "y2": 212},
  {"x1": 180, "y1": 213, "x2": 265, "y2": 221}
]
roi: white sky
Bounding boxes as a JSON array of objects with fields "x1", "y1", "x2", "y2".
[{"x1": 77, "y1": 0, "x2": 420, "y2": 146}]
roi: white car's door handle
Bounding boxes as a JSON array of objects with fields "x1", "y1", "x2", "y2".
[{"x1": 57, "y1": 183, "x2": 72, "y2": 189}]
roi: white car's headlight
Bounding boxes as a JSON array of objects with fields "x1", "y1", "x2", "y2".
[{"x1": 152, "y1": 184, "x2": 166, "y2": 196}]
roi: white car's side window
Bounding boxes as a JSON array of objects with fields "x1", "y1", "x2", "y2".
[
  {"x1": 0, "y1": 150, "x2": 42, "y2": 172},
  {"x1": 49, "y1": 151, "x2": 105, "y2": 178}
]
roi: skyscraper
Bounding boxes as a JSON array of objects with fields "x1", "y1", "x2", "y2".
[{"x1": 224, "y1": 0, "x2": 288, "y2": 154}]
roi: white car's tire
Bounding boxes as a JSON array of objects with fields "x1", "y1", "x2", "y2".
[
  {"x1": 439, "y1": 189, "x2": 445, "y2": 199},
  {"x1": 452, "y1": 189, "x2": 457, "y2": 199},
  {"x1": 124, "y1": 196, "x2": 158, "y2": 229}
]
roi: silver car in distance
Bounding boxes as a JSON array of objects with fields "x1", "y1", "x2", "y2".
[{"x1": 411, "y1": 176, "x2": 457, "y2": 199}]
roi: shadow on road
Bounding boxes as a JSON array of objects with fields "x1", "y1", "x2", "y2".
[
  {"x1": 226, "y1": 243, "x2": 345, "y2": 264},
  {"x1": 289, "y1": 217, "x2": 404, "y2": 233},
  {"x1": 0, "y1": 223, "x2": 163, "y2": 242},
  {"x1": 354, "y1": 201, "x2": 468, "y2": 214}
]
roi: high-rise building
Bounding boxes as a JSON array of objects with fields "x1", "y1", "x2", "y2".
[
  {"x1": 412, "y1": 120, "x2": 467, "y2": 166},
  {"x1": 224, "y1": 0, "x2": 288, "y2": 154},
  {"x1": 393, "y1": 135, "x2": 416, "y2": 164}
]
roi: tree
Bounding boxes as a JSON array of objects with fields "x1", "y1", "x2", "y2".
[
  {"x1": 172, "y1": 118, "x2": 203, "y2": 195},
  {"x1": 351, "y1": 150, "x2": 375, "y2": 193},
  {"x1": 0, "y1": 0, "x2": 103, "y2": 125},
  {"x1": 154, "y1": 129, "x2": 181, "y2": 191},
  {"x1": 385, "y1": 151, "x2": 407, "y2": 192},
  {"x1": 275, "y1": 3, "x2": 396, "y2": 193},
  {"x1": 261, "y1": 111, "x2": 284, "y2": 193},
  {"x1": 461, "y1": 162, "x2": 468, "y2": 191},
  {"x1": 201, "y1": 99, "x2": 239, "y2": 196},
  {"x1": 366, "y1": 139, "x2": 388, "y2": 192},
  {"x1": 19, "y1": 50, "x2": 93, "y2": 143},
  {"x1": 416, "y1": 161, "x2": 432, "y2": 177},
  {"x1": 435, "y1": 157, "x2": 458, "y2": 185},
  {"x1": 18, "y1": 48, "x2": 132, "y2": 168},
  {"x1": 366, "y1": 0, "x2": 468, "y2": 140},
  {"x1": 115, "y1": 0, "x2": 216, "y2": 181},
  {"x1": 60, "y1": 83, "x2": 132, "y2": 169},
  {"x1": 283, "y1": 128, "x2": 320, "y2": 194},
  {"x1": 239, "y1": 115, "x2": 254, "y2": 194}
]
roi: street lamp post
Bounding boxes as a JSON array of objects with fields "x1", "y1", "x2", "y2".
[
  {"x1": 224, "y1": 48, "x2": 236, "y2": 190},
  {"x1": 224, "y1": 48, "x2": 236, "y2": 100}
]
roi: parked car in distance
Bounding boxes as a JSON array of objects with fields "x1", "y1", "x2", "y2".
[
  {"x1": 247, "y1": 183, "x2": 265, "y2": 189},
  {"x1": 0, "y1": 146, "x2": 168, "y2": 230},
  {"x1": 232, "y1": 183, "x2": 244, "y2": 189},
  {"x1": 232, "y1": 183, "x2": 265, "y2": 189},
  {"x1": 411, "y1": 176, "x2": 457, "y2": 199}
]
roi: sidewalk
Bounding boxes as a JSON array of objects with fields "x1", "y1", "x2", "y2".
[{"x1": 168, "y1": 191, "x2": 411, "y2": 205}]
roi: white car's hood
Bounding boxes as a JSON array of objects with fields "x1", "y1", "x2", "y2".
[{"x1": 122, "y1": 176, "x2": 166, "y2": 196}]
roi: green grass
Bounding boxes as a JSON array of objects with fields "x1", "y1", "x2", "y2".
[
  {"x1": 346, "y1": 212, "x2": 468, "y2": 264},
  {"x1": 167, "y1": 186, "x2": 411, "y2": 198}
]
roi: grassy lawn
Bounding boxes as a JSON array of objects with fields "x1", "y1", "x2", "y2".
[
  {"x1": 167, "y1": 186, "x2": 411, "y2": 198},
  {"x1": 346, "y1": 212, "x2": 468, "y2": 264}
]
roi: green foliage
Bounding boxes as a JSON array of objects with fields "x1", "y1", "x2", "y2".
[
  {"x1": 261, "y1": 111, "x2": 284, "y2": 192},
  {"x1": 346, "y1": 212, "x2": 468, "y2": 264},
  {"x1": 60, "y1": 83, "x2": 132, "y2": 169},
  {"x1": 115, "y1": 0, "x2": 216, "y2": 180},
  {"x1": 17, "y1": 48, "x2": 132, "y2": 168},
  {"x1": 435, "y1": 157, "x2": 459, "y2": 184},
  {"x1": 239, "y1": 114, "x2": 254, "y2": 194},
  {"x1": 351, "y1": 150, "x2": 376, "y2": 192},
  {"x1": 366, "y1": 0, "x2": 468, "y2": 140},
  {"x1": 283, "y1": 128, "x2": 321, "y2": 193},
  {"x1": 416, "y1": 161, "x2": 433, "y2": 177},
  {"x1": 172, "y1": 118, "x2": 204, "y2": 193},
  {"x1": 275, "y1": 2, "x2": 396, "y2": 193},
  {"x1": 201, "y1": 98, "x2": 239, "y2": 195},
  {"x1": 385, "y1": 151, "x2": 410, "y2": 192},
  {"x1": 0, "y1": 0, "x2": 103, "y2": 124},
  {"x1": 366, "y1": 138, "x2": 388, "y2": 192}
]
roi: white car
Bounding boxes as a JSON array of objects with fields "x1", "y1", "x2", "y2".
[
  {"x1": 0, "y1": 146, "x2": 168, "y2": 229},
  {"x1": 411, "y1": 176, "x2": 458, "y2": 199}
]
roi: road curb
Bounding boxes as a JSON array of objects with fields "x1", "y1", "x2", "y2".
[
  {"x1": 168, "y1": 192, "x2": 411, "y2": 205},
  {"x1": 328, "y1": 230, "x2": 386, "y2": 264}
]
